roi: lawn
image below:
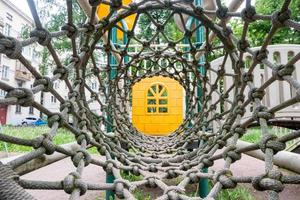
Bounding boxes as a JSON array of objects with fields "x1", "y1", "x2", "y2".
[
  {"x1": 0, "y1": 125, "x2": 75, "y2": 152},
  {"x1": 241, "y1": 128, "x2": 261, "y2": 143},
  {"x1": 241, "y1": 127, "x2": 297, "y2": 150}
]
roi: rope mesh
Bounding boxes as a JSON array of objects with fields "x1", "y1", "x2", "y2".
[{"x1": 0, "y1": 0, "x2": 299, "y2": 199}]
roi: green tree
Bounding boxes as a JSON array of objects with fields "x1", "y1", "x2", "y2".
[
  {"x1": 137, "y1": 10, "x2": 183, "y2": 43},
  {"x1": 23, "y1": 0, "x2": 86, "y2": 117},
  {"x1": 231, "y1": 0, "x2": 300, "y2": 46}
]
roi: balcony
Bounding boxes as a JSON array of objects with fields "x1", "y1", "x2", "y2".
[{"x1": 15, "y1": 69, "x2": 31, "y2": 81}]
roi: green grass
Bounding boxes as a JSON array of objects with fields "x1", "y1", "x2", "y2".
[
  {"x1": 240, "y1": 128, "x2": 261, "y2": 143},
  {"x1": 215, "y1": 186, "x2": 255, "y2": 200},
  {"x1": 189, "y1": 182, "x2": 255, "y2": 200},
  {"x1": 120, "y1": 170, "x2": 143, "y2": 181},
  {"x1": 0, "y1": 126, "x2": 75, "y2": 152},
  {"x1": 134, "y1": 190, "x2": 151, "y2": 200}
]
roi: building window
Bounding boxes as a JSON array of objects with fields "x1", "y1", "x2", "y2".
[
  {"x1": 32, "y1": 50, "x2": 38, "y2": 61},
  {"x1": 6, "y1": 13, "x2": 13, "y2": 21},
  {"x1": 1, "y1": 65, "x2": 9, "y2": 80},
  {"x1": 51, "y1": 96, "x2": 57, "y2": 103},
  {"x1": 16, "y1": 105, "x2": 21, "y2": 114},
  {"x1": 4, "y1": 23, "x2": 11, "y2": 36},
  {"x1": 91, "y1": 82, "x2": 97, "y2": 90},
  {"x1": 146, "y1": 83, "x2": 168, "y2": 114},
  {"x1": 0, "y1": 89, "x2": 7, "y2": 97},
  {"x1": 22, "y1": 46, "x2": 31, "y2": 58},
  {"x1": 54, "y1": 81, "x2": 60, "y2": 89},
  {"x1": 29, "y1": 106, "x2": 34, "y2": 114}
]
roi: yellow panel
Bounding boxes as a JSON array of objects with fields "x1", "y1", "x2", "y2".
[
  {"x1": 97, "y1": 0, "x2": 136, "y2": 40},
  {"x1": 132, "y1": 76, "x2": 184, "y2": 136}
]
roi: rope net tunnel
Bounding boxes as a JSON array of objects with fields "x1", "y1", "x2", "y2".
[{"x1": 0, "y1": 0, "x2": 300, "y2": 199}]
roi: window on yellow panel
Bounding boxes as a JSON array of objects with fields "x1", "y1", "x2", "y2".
[{"x1": 146, "y1": 83, "x2": 168, "y2": 114}]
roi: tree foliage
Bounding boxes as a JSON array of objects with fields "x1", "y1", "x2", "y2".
[
  {"x1": 231, "y1": 0, "x2": 300, "y2": 46},
  {"x1": 137, "y1": 10, "x2": 183, "y2": 43}
]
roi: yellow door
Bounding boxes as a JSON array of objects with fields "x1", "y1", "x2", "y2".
[{"x1": 132, "y1": 76, "x2": 184, "y2": 136}]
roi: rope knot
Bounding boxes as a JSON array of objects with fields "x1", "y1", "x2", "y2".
[
  {"x1": 214, "y1": 169, "x2": 236, "y2": 189},
  {"x1": 97, "y1": 145, "x2": 107, "y2": 156},
  {"x1": 236, "y1": 94, "x2": 245, "y2": 102},
  {"x1": 187, "y1": 170, "x2": 199, "y2": 184},
  {"x1": 72, "y1": 149, "x2": 92, "y2": 167},
  {"x1": 233, "y1": 125, "x2": 246, "y2": 137},
  {"x1": 30, "y1": 28, "x2": 51, "y2": 46},
  {"x1": 272, "y1": 64, "x2": 295, "y2": 80},
  {"x1": 33, "y1": 76, "x2": 53, "y2": 92},
  {"x1": 128, "y1": 2, "x2": 138, "y2": 11},
  {"x1": 194, "y1": 6, "x2": 203, "y2": 15},
  {"x1": 259, "y1": 134, "x2": 286, "y2": 154},
  {"x1": 254, "y1": 49, "x2": 268, "y2": 63},
  {"x1": 61, "y1": 23, "x2": 78, "y2": 39},
  {"x1": 131, "y1": 165, "x2": 141, "y2": 176},
  {"x1": 0, "y1": 36, "x2": 22, "y2": 59},
  {"x1": 165, "y1": 186, "x2": 185, "y2": 199},
  {"x1": 166, "y1": 169, "x2": 178, "y2": 179},
  {"x1": 216, "y1": 6, "x2": 229, "y2": 19},
  {"x1": 111, "y1": 0, "x2": 122, "y2": 9},
  {"x1": 199, "y1": 154, "x2": 213, "y2": 167},
  {"x1": 76, "y1": 131, "x2": 91, "y2": 145},
  {"x1": 48, "y1": 113, "x2": 64, "y2": 128},
  {"x1": 253, "y1": 105, "x2": 274, "y2": 122},
  {"x1": 37, "y1": 134, "x2": 56, "y2": 155},
  {"x1": 233, "y1": 106, "x2": 245, "y2": 116},
  {"x1": 241, "y1": 6, "x2": 256, "y2": 22},
  {"x1": 146, "y1": 176, "x2": 157, "y2": 188},
  {"x1": 242, "y1": 72, "x2": 253, "y2": 83},
  {"x1": 104, "y1": 160, "x2": 117, "y2": 174},
  {"x1": 63, "y1": 172, "x2": 87, "y2": 195},
  {"x1": 68, "y1": 91, "x2": 80, "y2": 100},
  {"x1": 249, "y1": 87, "x2": 265, "y2": 100},
  {"x1": 83, "y1": 23, "x2": 95, "y2": 35},
  {"x1": 6, "y1": 88, "x2": 34, "y2": 107},
  {"x1": 237, "y1": 40, "x2": 250, "y2": 52},
  {"x1": 78, "y1": 119, "x2": 90, "y2": 129},
  {"x1": 223, "y1": 145, "x2": 241, "y2": 163},
  {"x1": 222, "y1": 123, "x2": 232, "y2": 131},
  {"x1": 272, "y1": 10, "x2": 291, "y2": 27},
  {"x1": 180, "y1": 161, "x2": 191, "y2": 170},
  {"x1": 53, "y1": 67, "x2": 69, "y2": 80},
  {"x1": 214, "y1": 113, "x2": 222, "y2": 120},
  {"x1": 88, "y1": 0, "x2": 102, "y2": 7},
  {"x1": 60, "y1": 100, "x2": 73, "y2": 113},
  {"x1": 217, "y1": 139, "x2": 227, "y2": 149},
  {"x1": 218, "y1": 68, "x2": 225, "y2": 76},
  {"x1": 114, "y1": 179, "x2": 130, "y2": 199},
  {"x1": 221, "y1": 93, "x2": 229, "y2": 99},
  {"x1": 252, "y1": 170, "x2": 284, "y2": 192}
]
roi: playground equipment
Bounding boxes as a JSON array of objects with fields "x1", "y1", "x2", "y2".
[
  {"x1": 132, "y1": 76, "x2": 184, "y2": 135},
  {"x1": 0, "y1": 0, "x2": 299, "y2": 200}
]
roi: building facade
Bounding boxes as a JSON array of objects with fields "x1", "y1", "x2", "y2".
[{"x1": 0, "y1": 0, "x2": 41, "y2": 125}]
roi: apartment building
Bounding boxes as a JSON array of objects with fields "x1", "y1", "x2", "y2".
[{"x1": 0, "y1": 0, "x2": 41, "y2": 125}]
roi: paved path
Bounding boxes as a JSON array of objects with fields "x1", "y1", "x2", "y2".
[
  {"x1": 21, "y1": 153, "x2": 300, "y2": 200},
  {"x1": 22, "y1": 155, "x2": 106, "y2": 200}
]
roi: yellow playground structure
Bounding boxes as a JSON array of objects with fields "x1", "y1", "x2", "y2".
[{"x1": 132, "y1": 76, "x2": 184, "y2": 136}]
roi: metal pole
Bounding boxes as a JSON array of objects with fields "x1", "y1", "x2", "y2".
[
  {"x1": 106, "y1": 156, "x2": 115, "y2": 200},
  {"x1": 106, "y1": 6, "x2": 118, "y2": 200},
  {"x1": 195, "y1": 0, "x2": 209, "y2": 197}
]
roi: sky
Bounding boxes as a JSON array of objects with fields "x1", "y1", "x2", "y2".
[{"x1": 11, "y1": 0, "x2": 254, "y2": 20}]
